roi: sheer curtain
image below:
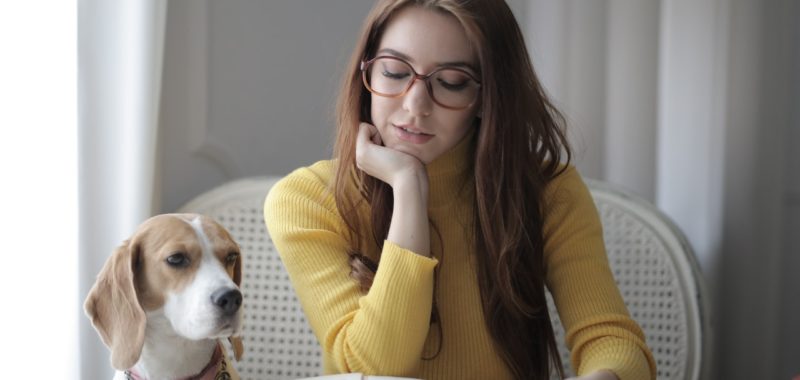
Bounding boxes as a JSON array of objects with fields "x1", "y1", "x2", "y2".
[
  {"x1": 78, "y1": 0, "x2": 166, "y2": 378},
  {"x1": 521, "y1": 0, "x2": 798, "y2": 378}
]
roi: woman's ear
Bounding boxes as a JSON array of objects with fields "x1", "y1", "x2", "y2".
[{"x1": 84, "y1": 240, "x2": 147, "y2": 370}]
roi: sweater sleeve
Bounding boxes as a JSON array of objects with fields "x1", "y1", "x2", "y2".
[
  {"x1": 264, "y1": 166, "x2": 438, "y2": 376},
  {"x1": 542, "y1": 166, "x2": 657, "y2": 380}
]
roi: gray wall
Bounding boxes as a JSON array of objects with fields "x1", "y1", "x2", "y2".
[
  {"x1": 158, "y1": 0, "x2": 374, "y2": 212},
  {"x1": 158, "y1": 0, "x2": 526, "y2": 213}
]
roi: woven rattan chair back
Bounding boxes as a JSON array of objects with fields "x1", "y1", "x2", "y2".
[
  {"x1": 179, "y1": 177, "x2": 709, "y2": 380},
  {"x1": 547, "y1": 180, "x2": 710, "y2": 380},
  {"x1": 180, "y1": 177, "x2": 322, "y2": 380}
]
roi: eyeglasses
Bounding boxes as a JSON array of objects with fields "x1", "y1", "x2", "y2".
[{"x1": 360, "y1": 56, "x2": 481, "y2": 110}]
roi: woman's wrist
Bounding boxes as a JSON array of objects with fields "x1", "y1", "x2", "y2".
[
  {"x1": 390, "y1": 168, "x2": 428, "y2": 207},
  {"x1": 386, "y1": 169, "x2": 430, "y2": 257}
]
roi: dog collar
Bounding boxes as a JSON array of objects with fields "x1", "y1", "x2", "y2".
[{"x1": 124, "y1": 344, "x2": 231, "y2": 380}]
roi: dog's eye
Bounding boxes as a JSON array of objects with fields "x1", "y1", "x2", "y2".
[
  {"x1": 225, "y1": 252, "x2": 239, "y2": 266},
  {"x1": 166, "y1": 252, "x2": 190, "y2": 267}
]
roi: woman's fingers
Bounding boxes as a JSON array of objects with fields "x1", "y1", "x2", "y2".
[
  {"x1": 354, "y1": 122, "x2": 424, "y2": 188},
  {"x1": 365, "y1": 123, "x2": 382, "y2": 145},
  {"x1": 357, "y1": 122, "x2": 381, "y2": 145},
  {"x1": 357, "y1": 122, "x2": 372, "y2": 141},
  {"x1": 355, "y1": 122, "x2": 375, "y2": 168},
  {"x1": 355, "y1": 122, "x2": 383, "y2": 176}
]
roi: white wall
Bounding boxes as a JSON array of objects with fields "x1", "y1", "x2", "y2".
[
  {"x1": 157, "y1": 0, "x2": 799, "y2": 378},
  {"x1": 4, "y1": 3, "x2": 78, "y2": 379}
]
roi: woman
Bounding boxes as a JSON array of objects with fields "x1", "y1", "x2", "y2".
[{"x1": 264, "y1": 1, "x2": 655, "y2": 379}]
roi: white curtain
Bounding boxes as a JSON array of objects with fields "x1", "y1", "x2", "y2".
[
  {"x1": 78, "y1": 0, "x2": 167, "y2": 378},
  {"x1": 521, "y1": 0, "x2": 797, "y2": 378}
]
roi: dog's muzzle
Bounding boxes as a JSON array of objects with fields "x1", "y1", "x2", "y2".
[{"x1": 211, "y1": 288, "x2": 243, "y2": 317}]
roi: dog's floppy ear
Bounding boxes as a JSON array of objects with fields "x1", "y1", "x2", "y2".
[
  {"x1": 229, "y1": 336, "x2": 244, "y2": 361},
  {"x1": 229, "y1": 244, "x2": 244, "y2": 361},
  {"x1": 233, "y1": 243, "x2": 242, "y2": 287},
  {"x1": 84, "y1": 239, "x2": 146, "y2": 370}
]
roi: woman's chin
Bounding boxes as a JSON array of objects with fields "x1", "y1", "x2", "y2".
[{"x1": 386, "y1": 143, "x2": 429, "y2": 163}]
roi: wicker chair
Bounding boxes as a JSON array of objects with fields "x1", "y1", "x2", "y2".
[
  {"x1": 178, "y1": 176, "x2": 710, "y2": 380},
  {"x1": 548, "y1": 180, "x2": 711, "y2": 380}
]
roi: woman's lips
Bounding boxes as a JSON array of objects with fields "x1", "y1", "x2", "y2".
[{"x1": 393, "y1": 124, "x2": 434, "y2": 144}]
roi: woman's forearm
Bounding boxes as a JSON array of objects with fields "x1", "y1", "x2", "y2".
[{"x1": 386, "y1": 170, "x2": 430, "y2": 257}]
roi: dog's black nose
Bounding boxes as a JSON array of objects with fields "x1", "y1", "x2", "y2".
[{"x1": 211, "y1": 288, "x2": 242, "y2": 315}]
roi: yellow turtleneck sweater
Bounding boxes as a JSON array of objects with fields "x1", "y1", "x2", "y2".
[{"x1": 264, "y1": 134, "x2": 656, "y2": 380}]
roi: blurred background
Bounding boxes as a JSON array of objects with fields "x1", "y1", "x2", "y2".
[{"x1": 4, "y1": 0, "x2": 796, "y2": 379}]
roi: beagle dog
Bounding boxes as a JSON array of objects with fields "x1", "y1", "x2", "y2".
[{"x1": 85, "y1": 214, "x2": 245, "y2": 380}]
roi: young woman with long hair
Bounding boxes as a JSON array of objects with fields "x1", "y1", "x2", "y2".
[{"x1": 265, "y1": 1, "x2": 655, "y2": 379}]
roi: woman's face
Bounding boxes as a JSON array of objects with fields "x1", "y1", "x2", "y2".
[{"x1": 369, "y1": 6, "x2": 480, "y2": 164}]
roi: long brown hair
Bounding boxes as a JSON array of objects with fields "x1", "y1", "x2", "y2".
[{"x1": 332, "y1": 1, "x2": 571, "y2": 378}]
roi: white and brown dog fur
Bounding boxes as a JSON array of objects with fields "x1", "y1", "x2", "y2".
[{"x1": 85, "y1": 214, "x2": 244, "y2": 380}]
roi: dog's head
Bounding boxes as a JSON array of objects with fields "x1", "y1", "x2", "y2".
[{"x1": 84, "y1": 213, "x2": 244, "y2": 370}]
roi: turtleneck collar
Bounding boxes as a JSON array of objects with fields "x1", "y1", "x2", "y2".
[{"x1": 425, "y1": 127, "x2": 476, "y2": 208}]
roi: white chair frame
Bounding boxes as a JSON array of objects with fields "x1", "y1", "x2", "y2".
[{"x1": 179, "y1": 177, "x2": 711, "y2": 380}]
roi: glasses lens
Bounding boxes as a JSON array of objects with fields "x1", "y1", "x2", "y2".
[
  {"x1": 365, "y1": 57, "x2": 413, "y2": 96},
  {"x1": 430, "y1": 69, "x2": 480, "y2": 108},
  {"x1": 363, "y1": 57, "x2": 480, "y2": 109}
]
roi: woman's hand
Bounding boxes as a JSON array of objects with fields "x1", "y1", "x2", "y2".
[
  {"x1": 566, "y1": 370, "x2": 620, "y2": 380},
  {"x1": 355, "y1": 122, "x2": 427, "y2": 192},
  {"x1": 355, "y1": 122, "x2": 430, "y2": 256}
]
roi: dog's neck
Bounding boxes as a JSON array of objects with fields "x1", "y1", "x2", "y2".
[{"x1": 130, "y1": 310, "x2": 218, "y2": 380}]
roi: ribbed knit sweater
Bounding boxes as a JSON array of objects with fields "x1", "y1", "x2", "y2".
[{"x1": 264, "y1": 135, "x2": 656, "y2": 380}]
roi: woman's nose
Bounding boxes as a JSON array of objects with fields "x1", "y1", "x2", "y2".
[{"x1": 402, "y1": 79, "x2": 434, "y2": 117}]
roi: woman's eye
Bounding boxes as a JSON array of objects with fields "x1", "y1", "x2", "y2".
[
  {"x1": 438, "y1": 78, "x2": 469, "y2": 91},
  {"x1": 166, "y1": 252, "x2": 190, "y2": 268},
  {"x1": 382, "y1": 70, "x2": 409, "y2": 80},
  {"x1": 225, "y1": 252, "x2": 239, "y2": 266}
]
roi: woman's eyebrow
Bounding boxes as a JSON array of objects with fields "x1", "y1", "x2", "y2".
[
  {"x1": 377, "y1": 48, "x2": 413, "y2": 62},
  {"x1": 376, "y1": 47, "x2": 479, "y2": 73}
]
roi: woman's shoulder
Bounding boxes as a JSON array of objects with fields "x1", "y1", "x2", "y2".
[
  {"x1": 541, "y1": 163, "x2": 592, "y2": 208},
  {"x1": 544, "y1": 163, "x2": 583, "y2": 191},
  {"x1": 286, "y1": 159, "x2": 336, "y2": 183},
  {"x1": 266, "y1": 159, "x2": 337, "y2": 208},
  {"x1": 540, "y1": 163, "x2": 602, "y2": 245},
  {"x1": 272, "y1": 159, "x2": 336, "y2": 190},
  {"x1": 263, "y1": 159, "x2": 350, "y2": 248}
]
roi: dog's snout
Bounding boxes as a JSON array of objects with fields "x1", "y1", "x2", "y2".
[{"x1": 211, "y1": 288, "x2": 242, "y2": 315}]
